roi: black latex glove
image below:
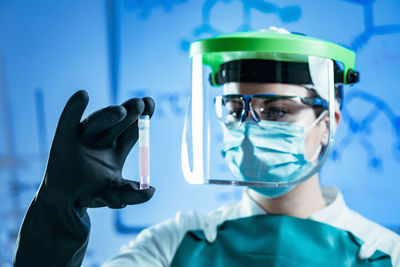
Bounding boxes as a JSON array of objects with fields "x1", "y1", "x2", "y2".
[{"x1": 13, "y1": 90, "x2": 155, "y2": 267}]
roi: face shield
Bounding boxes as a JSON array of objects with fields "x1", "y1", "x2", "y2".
[{"x1": 182, "y1": 31, "x2": 358, "y2": 189}]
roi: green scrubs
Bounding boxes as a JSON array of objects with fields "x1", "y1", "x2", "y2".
[{"x1": 171, "y1": 215, "x2": 392, "y2": 266}]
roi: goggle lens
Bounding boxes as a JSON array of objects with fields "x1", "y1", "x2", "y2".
[{"x1": 214, "y1": 94, "x2": 327, "y2": 126}]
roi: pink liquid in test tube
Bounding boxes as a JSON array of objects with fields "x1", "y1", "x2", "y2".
[{"x1": 139, "y1": 115, "x2": 150, "y2": 189}]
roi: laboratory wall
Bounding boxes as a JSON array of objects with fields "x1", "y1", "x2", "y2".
[{"x1": 1, "y1": 0, "x2": 400, "y2": 265}]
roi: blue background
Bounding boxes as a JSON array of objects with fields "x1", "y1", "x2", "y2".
[{"x1": 1, "y1": 0, "x2": 400, "y2": 265}]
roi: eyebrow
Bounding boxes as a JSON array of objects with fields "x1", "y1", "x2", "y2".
[{"x1": 223, "y1": 83, "x2": 310, "y2": 97}]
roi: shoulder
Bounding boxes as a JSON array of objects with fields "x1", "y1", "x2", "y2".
[
  {"x1": 312, "y1": 187, "x2": 400, "y2": 266},
  {"x1": 102, "y1": 211, "x2": 207, "y2": 267},
  {"x1": 341, "y1": 207, "x2": 400, "y2": 266},
  {"x1": 133, "y1": 200, "x2": 244, "y2": 247},
  {"x1": 102, "y1": 201, "x2": 244, "y2": 266}
]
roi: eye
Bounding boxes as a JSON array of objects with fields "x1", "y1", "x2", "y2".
[
  {"x1": 226, "y1": 108, "x2": 243, "y2": 122},
  {"x1": 258, "y1": 107, "x2": 288, "y2": 121},
  {"x1": 224, "y1": 100, "x2": 243, "y2": 115},
  {"x1": 219, "y1": 97, "x2": 243, "y2": 123}
]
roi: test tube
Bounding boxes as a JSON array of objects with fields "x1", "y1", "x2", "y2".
[{"x1": 138, "y1": 115, "x2": 150, "y2": 189}]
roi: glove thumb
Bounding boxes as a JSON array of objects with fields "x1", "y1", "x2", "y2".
[{"x1": 92, "y1": 179, "x2": 155, "y2": 209}]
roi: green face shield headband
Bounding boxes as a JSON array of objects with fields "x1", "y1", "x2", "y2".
[
  {"x1": 190, "y1": 31, "x2": 359, "y2": 86},
  {"x1": 182, "y1": 30, "x2": 359, "y2": 189}
]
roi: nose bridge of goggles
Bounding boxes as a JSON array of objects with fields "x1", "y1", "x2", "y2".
[{"x1": 182, "y1": 31, "x2": 359, "y2": 187}]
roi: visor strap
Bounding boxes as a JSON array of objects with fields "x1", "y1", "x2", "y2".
[{"x1": 213, "y1": 59, "x2": 314, "y2": 86}]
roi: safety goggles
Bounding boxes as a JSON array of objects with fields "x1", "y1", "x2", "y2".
[{"x1": 214, "y1": 94, "x2": 328, "y2": 127}]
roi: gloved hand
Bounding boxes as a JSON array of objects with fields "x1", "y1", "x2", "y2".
[{"x1": 13, "y1": 90, "x2": 155, "y2": 267}]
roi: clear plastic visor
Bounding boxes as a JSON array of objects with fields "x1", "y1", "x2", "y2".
[{"x1": 182, "y1": 52, "x2": 335, "y2": 188}]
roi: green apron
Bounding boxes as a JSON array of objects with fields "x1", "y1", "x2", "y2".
[{"x1": 171, "y1": 214, "x2": 392, "y2": 267}]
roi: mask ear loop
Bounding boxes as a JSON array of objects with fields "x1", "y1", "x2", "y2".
[
  {"x1": 309, "y1": 144, "x2": 323, "y2": 162},
  {"x1": 306, "y1": 110, "x2": 328, "y2": 131},
  {"x1": 306, "y1": 110, "x2": 328, "y2": 162}
]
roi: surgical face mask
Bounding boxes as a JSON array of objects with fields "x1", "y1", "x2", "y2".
[{"x1": 221, "y1": 111, "x2": 326, "y2": 198}]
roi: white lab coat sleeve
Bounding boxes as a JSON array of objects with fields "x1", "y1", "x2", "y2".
[{"x1": 101, "y1": 211, "x2": 209, "y2": 267}]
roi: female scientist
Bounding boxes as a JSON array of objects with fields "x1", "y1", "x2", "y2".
[{"x1": 13, "y1": 29, "x2": 400, "y2": 266}]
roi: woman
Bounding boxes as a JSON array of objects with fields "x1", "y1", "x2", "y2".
[{"x1": 14, "y1": 29, "x2": 399, "y2": 267}]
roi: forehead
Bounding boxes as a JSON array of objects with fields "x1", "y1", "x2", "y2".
[{"x1": 222, "y1": 82, "x2": 309, "y2": 97}]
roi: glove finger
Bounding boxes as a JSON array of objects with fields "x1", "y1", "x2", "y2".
[
  {"x1": 94, "y1": 179, "x2": 155, "y2": 209},
  {"x1": 115, "y1": 97, "x2": 155, "y2": 160},
  {"x1": 97, "y1": 98, "x2": 144, "y2": 147},
  {"x1": 141, "y1": 97, "x2": 155, "y2": 117},
  {"x1": 55, "y1": 90, "x2": 89, "y2": 138},
  {"x1": 80, "y1": 105, "x2": 127, "y2": 139}
]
